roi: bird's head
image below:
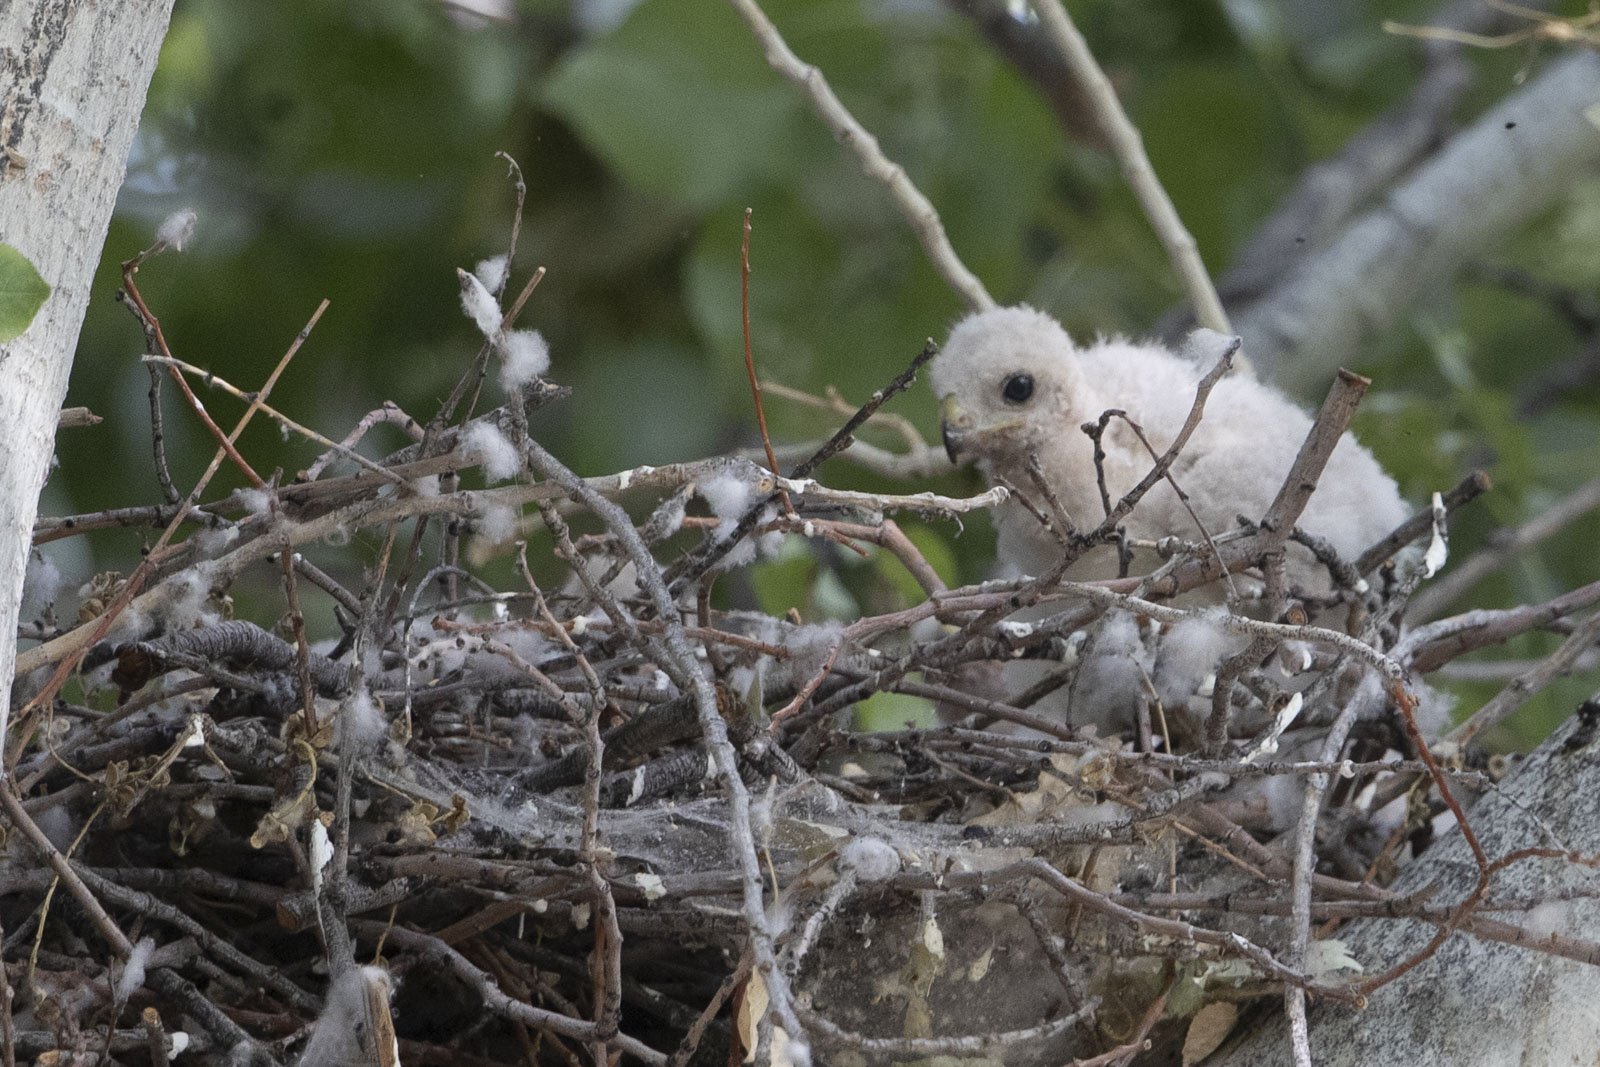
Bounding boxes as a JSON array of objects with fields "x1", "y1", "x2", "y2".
[{"x1": 929, "y1": 305, "x2": 1078, "y2": 469}]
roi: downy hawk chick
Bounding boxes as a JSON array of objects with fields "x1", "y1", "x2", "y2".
[
  {"x1": 930, "y1": 306, "x2": 1410, "y2": 744},
  {"x1": 932, "y1": 305, "x2": 1407, "y2": 594}
]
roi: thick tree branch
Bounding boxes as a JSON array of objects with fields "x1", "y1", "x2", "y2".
[
  {"x1": 0, "y1": 0, "x2": 177, "y2": 763},
  {"x1": 1232, "y1": 51, "x2": 1600, "y2": 390}
]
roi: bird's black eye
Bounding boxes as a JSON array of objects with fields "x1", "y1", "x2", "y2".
[{"x1": 1001, "y1": 373, "x2": 1034, "y2": 405}]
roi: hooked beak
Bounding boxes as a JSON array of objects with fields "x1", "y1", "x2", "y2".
[{"x1": 939, "y1": 394, "x2": 973, "y2": 465}]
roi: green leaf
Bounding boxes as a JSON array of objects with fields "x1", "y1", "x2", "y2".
[
  {"x1": 542, "y1": 0, "x2": 809, "y2": 210},
  {"x1": 855, "y1": 688, "x2": 936, "y2": 732},
  {"x1": 873, "y1": 522, "x2": 958, "y2": 606},
  {"x1": 0, "y1": 244, "x2": 50, "y2": 343}
]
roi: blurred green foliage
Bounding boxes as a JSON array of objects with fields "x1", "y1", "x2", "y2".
[{"x1": 49, "y1": 0, "x2": 1600, "y2": 745}]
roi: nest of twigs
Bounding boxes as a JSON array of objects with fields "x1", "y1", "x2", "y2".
[{"x1": 9, "y1": 237, "x2": 1580, "y2": 1067}]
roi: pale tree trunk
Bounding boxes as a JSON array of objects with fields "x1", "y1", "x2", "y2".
[
  {"x1": 1216, "y1": 710, "x2": 1600, "y2": 1066},
  {"x1": 0, "y1": 0, "x2": 177, "y2": 755}
]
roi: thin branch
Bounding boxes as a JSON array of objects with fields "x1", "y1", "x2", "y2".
[
  {"x1": 1448, "y1": 609, "x2": 1600, "y2": 746},
  {"x1": 1354, "y1": 470, "x2": 1492, "y2": 575},
  {"x1": 1029, "y1": 0, "x2": 1232, "y2": 340},
  {"x1": 1260, "y1": 369, "x2": 1370, "y2": 543},
  {"x1": 1285, "y1": 689, "x2": 1364, "y2": 1066},
  {"x1": 1405, "y1": 577, "x2": 1600, "y2": 672},
  {"x1": 728, "y1": 0, "x2": 994, "y2": 312},
  {"x1": 0, "y1": 784, "x2": 132, "y2": 956},
  {"x1": 740, "y1": 209, "x2": 788, "y2": 516},
  {"x1": 1232, "y1": 51, "x2": 1600, "y2": 390},
  {"x1": 789, "y1": 340, "x2": 940, "y2": 481},
  {"x1": 13, "y1": 300, "x2": 329, "y2": 737}
]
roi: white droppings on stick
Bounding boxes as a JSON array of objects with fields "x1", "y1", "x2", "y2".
[
  {"x1": 1422, "y1": 491, "x2": 1449, "y2": 578},
  {"x1": 1242, "y1": 692, "x2": 1304, "y2": 763},
  {"x1": 309, "y1": 818, "x2": 333, "y2": 896}
]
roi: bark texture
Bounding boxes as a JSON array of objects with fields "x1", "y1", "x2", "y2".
[
  {"x1": 0, "y1": 0, "x2": 177, "y2": 742},
  {"x1": 1233, "y1": 52, "x2": 1600, "y2": 391},
  {"x1": 1218, "y1": 709, "x2": 1600, "y2": 1065}
]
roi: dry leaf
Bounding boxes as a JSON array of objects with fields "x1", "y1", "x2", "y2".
[
  {"x1": 736, "y1": 969, "x2": 769, "y2": 1063},
  {"x1": 250, "y1": 787, "x2": 317, "y2": 849},
  {"x1": 1182, "y1": 1001, "x2": 1238, "y2": 1064}
]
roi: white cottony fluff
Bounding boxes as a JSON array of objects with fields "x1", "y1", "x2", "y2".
[
  {"x1": 477, "y1": 501, "x2": 521, "y2": 543},
  {"x1": 462, "y1": 422, "x2": 522, "y2": 482},
  {"x1": 697, "y1": 468, "x2": 784, "y2": 569},
  {"x1": 20, "y1": 551, "x2": 61, "y2": 619},
  {"x1": 474, "y1": 253, "x2": 509, "y2": 294},
  {"x1": 458, "y1": 268, "x2": 503, "y2": 338},
  {"x1": 840, "y1": 837, "x2": 901, "y2": 882},
  {"x1": 343, "y1": 688, "x2": 388, "y2": 750},
  {"x1": 651, "y1": 493, "x2": 687, "y2": 540},
  {"x1": 789, "y1": 620, "x2": 847, "y2": 683},
  {"x1": 297, "y1": 966, "x2": 397, "y2": 1067},
  {"x1": 165, "y1": 567, "x2": 216, "y2": 631},
  {"x1": 191, "y1": 523, "x2": 240, "y2": 556},
  {"x1": 34, "y1": 805, "x2": 77, "y2": 851},
  {"x1": 712, "y1": 504, "x2": 780, "y2": 570},
  {"x1": 155, "y1": 209, "x2": 197, "y2": 252},
  {"x1": 502, "y1": 626, "x2": 558, "y2": 666},
  {"x1": 930, "y1": 305, "x2": 1408, "y2": 587},
  {"x1": 498, "y1": 329, "x2": 551, "y2": 391},
  {"x1": 237, "y1": 487, "x2": 274, "y2": 515},
  {"x1": 697, "y1": 470, "x2": 759, "y2": 541},
  {"x1": 1152, "y1": 609, "x2": 1246, "y2": 715},
  {"x1": 1066, "y1": 612, "x2": 1153, "y2": 735},
  {"x1": 115, "y1": 938, "x2": 156, "y2": 1003}
]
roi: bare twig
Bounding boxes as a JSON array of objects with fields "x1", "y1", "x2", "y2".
[
  {"x1": 1448, "y1": 609, "x2": 1600, "y2": 746},
  {"x1": 1355, "y1": 470, "x2": 1492, "y2": 575},
  {"x1": 739, "y1": 209, "x2": 789, "y2": 516},
  {"x1": 519, "y1": 434, "x2": 810, "y2": 1054},
  {"x1": 1285, "y1": 689, "x2": 1365, "y2": 1066},
  {"x1": 789, "y1": 340, "x2": 940, "y2": 481},
  {"x1": 141, "y1": 1007, "x2": 170, "y2": 1067},
  {"x1": 1029, "y1": 0, "x2": 1232, "y2": 341},
  {"x1": 728, "y1": 0, "x2": 994, "y2": 312},
  {"x1": 0, "y1": 784, "x2": 132, "y2": 956}
]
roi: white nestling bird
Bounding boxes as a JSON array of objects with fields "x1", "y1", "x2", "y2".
[
  {"x1": 931, "y1": 305, "x2": 1407, "y2": 593},
  {"x1": 930, "y1": 306, "x2": 1413, "y2": 746}
]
